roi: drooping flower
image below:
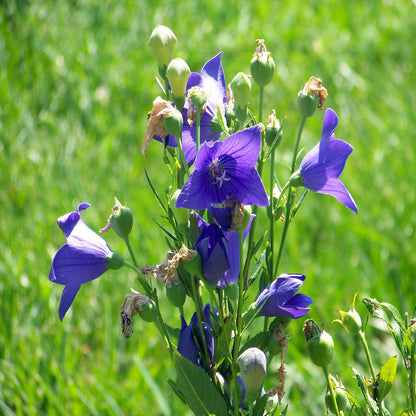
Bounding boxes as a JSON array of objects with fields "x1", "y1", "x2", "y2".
[
  {"x1": 177, "y1": 304, "x2": 218, "y2": 370},
  {"x1": 256, "y1": 274, "x2": 313, "y2": 318},
  {"x1": 295, "y1": 108, "x2": 358, "y2": 214},
  {"x1": 182, "y1": 52, "x2": 227, "y2": 163},
  {"x1": 194, "y1": 215, "x2": 231, "y2": 286},
  {"x1": 49, "y1": 203, "x2": 123, "y2": 321},
  {"x1": 176, "y1": 125, "x2": 269, "y2": 210}
]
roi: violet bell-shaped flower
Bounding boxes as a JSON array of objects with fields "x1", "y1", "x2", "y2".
[
  {"x1": 182, "y1": 52, "x2": 227, "y2": 163},
  {"x1": 256, "y1": 273, "x2": 313, "y2": 318},
  {"x1": 49, "y1": 203, "x2": 123, "y2": 320},
  {"x1": 176, "y1": 125, "x2": 269, "y2": 210},
  {"x1": 177, "y1": 304, "x2": 218, "y2": 370},
  {"x1": 292, "y1": 108, "x2": 358, "y2": 214}
]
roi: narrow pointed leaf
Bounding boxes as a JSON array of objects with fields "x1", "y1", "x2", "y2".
[{"x1": 378, "y1": 356, "x2": 397, "y2": 401}]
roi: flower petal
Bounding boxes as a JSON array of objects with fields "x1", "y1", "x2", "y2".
[
  {"x1": 315, "y1": 177, "x2": 358, "y2": 214},
  {"x1": 59, "y1": 284, "x2": 81, "y2": 321}
]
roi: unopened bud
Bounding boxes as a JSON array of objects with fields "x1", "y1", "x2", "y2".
[
  {"x1": 250, "y1": 39, "x2": 275, "y2": 87},
  {"x1": 107, "y1": 198, "x2": 133, "y2": 239},
  {"x1": 166, "y1": 58, "x2": 191, "y2": 111},
  {"x1": 166, "y1": 280, "x2": 187, "y2": 308},
  {"x1": 237, "y1": 347, "x2": 267, "y2": 393},
  {"x1": 162, "y1": 106, "x2": 183, "y2": 138},
  {"x1": 265, "y1": 110, "x2": 282, "y2": 147},
  {"x1": 334, "y1": 293, "x2": 362, "y2": 334},
  {"x1": 304, "y1": 319, "x2": 334, "y2": 368},
  {"x1": 138, "y1": 298, "x2": 158, "y2": 322},
  {"x1": 230, "y1": 72, "x2": 251, "y2": 109},
  {"x1": 297, "y1": 76, "x2": 328, "y2": 118},
  {"x1": 148, "y1": 25, "x2": 177, "y2": 78},
  {"x1": 169, "y1": 189, "x2": 189, "y2": 226}
]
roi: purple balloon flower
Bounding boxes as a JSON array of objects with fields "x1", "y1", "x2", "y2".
[
  {"x1": 182, "y1": 52, "x2": 227, "y2": 163},
  {"x1": 49, "y1": 203, "x2": 122, "y2": 321},
  {"x1": 194, "y1": 214, "x2": 231, "y2": 286},
  {"x1": 256, "y1": 274, "x2": 313, "y2": 318},
  {"x1": 299, "y1": 108, "x2": 358, "y2": 214},
  {"x1": 176, "y1": 125, "x2": 269, "y2": 210},
  {"x1": 178, "y1": 304, "x2": 218, "y2": 370}
]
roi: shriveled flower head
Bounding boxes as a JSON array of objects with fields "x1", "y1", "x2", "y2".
[
  {"x1": 49, "y1": 203, "x2": 123, "y2": 321},
  {"x1": 176, "y1": 125, "x2": 269, "y2": 210},
  {"x1": 120, "y1": 292, "x2": 151, "y2": 338},
  {"x1": 298, "y1": 108, "x2": 358, "y2": 214},
  {"x1": 256, "y1": 274, "x2": 313, "y2": 318},
  {"x1": 181, "y1": 53, "x2": 227, "y2": 163},
  {"x1": 142, "y1": 96, "x2": 180, "y2": 157},
  {"x1": 178, "y1": 303, "x2": 218, "y2": 370}
]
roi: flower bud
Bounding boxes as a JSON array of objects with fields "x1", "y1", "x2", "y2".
[
  {"x1": 265, "y1": 109, "x2": 282, "y2": 147},
  {"x1": 250, "y1": 39, "x2": 275, "y2": 87},
  {"x1": 230, "y1": 72, "x2": 251, "y2": 109},
  {"x1": 325, "y1": 385, "x2": 349, "y2": 414},
  {"x1": 166, "y1": 280, "x2": 187, "y2": 308},
  {"x1": 162, "y1": 105, "x2": 183, "y2": 138},
  {"x1": 335, "y1": 293, "x2": 362, "y2": 334},
  {"x1": 289, "y1": 169, "x2": 304, "y2": 188},
  {"x1": 148, "y1": 25, "x2": 177, "y2": 78},
  {"x1": 166, "y1": 58, "x2": 191, "y2": 111},
  {"x1": 237, "y1": 347, "x2": 267, "y2": 393},
  {"x1": 138, "y1": 298, "x2": 158, "y2": 322},
  {"x1": 303, "y1": 319, "x2": 334, "y2": 368},
  {"x1": 107, "y1": 251, "x2": 124, "y2": 270},
  {"x1": 169, "y1": 189, "x2": 189, "y2": 226},
  {"x1": 107, "y1": 198, "x2": 133, "y2": 239},
  {"x1": 297, "y1": 76, "x2": 328, "y2": 118}
]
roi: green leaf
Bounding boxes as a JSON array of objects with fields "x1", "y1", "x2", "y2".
[
  {"x1": 351, "y1": 367, "x2": 379, "y2": 414},
  {"x1": 343, "y1": 389, "x2": 367, "y2": 416},
  {"x1": 216, "y1": 105, "x2": 229, "y2": 136},
  {"x1": 173, "y1": 352, "x2": 228, "y2": 416},
  {"x1": 253, "y1": 393, "x2": 268, "y2": 416},
  {"x1": 239, "y1": 332, "x2": 269, "y2": 356},
  {"x1": 378, "y1": 356, "x2": 397, "y2": 401}
]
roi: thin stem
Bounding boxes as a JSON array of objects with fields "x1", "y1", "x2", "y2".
[
  {"x1": 258, "y1": 85, "x2": 264, "y2": 124},
  {"x1": 323, "y1": 367, "x2": 341, "y2": 416},
  {"x1": 268, "y1": 146, "x2": 276, "y2": 283},
  {"x1": 196, "y1": 107, "x2": 201, "y2": 154},
  {"x1": 124, "y1": 237, "x2": 138, "y2": 268},
  {"x1": 291, "y1": 116, "x2": 307, "y2": 174},
  {"x1": 410, "y1": 335, "x2": 416, "y2": 412}
]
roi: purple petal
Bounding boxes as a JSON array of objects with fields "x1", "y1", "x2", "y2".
[
  {"x1": 59, "y1": 284, "x2": 81, "y2": 321},
  {"x1": 217, "y1": 230, "x2": 239, "y2": 287},
  {"x1": 276, "y1": 304, "x2": 311, "y2": 319},
  {"x1": 320, "y1": 108, "x2": 338, "y2": 147},
  {"x1": 50, "y1": 244, "x2": 109, "y2": 285},
  {"x1": 178, "y1": 316, "x2": 200, "y2": 366},
  {"x1": 285, "y1": 293, "x2": 314, "y2": 308},
  {"x1": 316, "y1": 177, "x2": 358, "y2": 214}
]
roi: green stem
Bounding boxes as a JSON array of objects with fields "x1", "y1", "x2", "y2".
[
  {"x1": 233, "y1": 229, "x2": 245, "y2": 415},
  {"x1": 268, "y1": 146, "x2": 276, "y2": 283},
  {"x1": 190, "y1": 276, "x2": 214, "y2": 378},
  {"x1": 410, "y1": 334, "x2": 416, "y2": 413},
  {"x1": 258, "y1": 85, "x2": 264, "y2": 123},
  {"x1": 175, "y1": 132, "x2": 189, "y2": 187},
  {"x1": 196, "y1": 105, "x2": 201, "y2": 154},
  {"x1": 124, "y1": 237, "x2": 138, "y2": 268},
  {"x1": 323, "y1": 367, "x2": 341, "y2": 416},
  {"x1": 359, "y1": 330, "x2": 382, "y2": 415},
  {"x1": 291, "y1": 116, "x2": 307, "y2": 174}
]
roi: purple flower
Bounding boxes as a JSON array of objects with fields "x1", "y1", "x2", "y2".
[
  {"x1": 299, "y1": 108, "x2": 358, "y2": 214},
  {"x1": 176, "y1": 125, "x2": 269, "y2": 210},
  {"x1": 49, "y1": 203, "x2": 122, "y2": 321},
  {"x1": 178, "y1": 304, "x2": 218, "y2": 370},
  {"x1": 256, "y1": 274, "x2": 313, "y2": 318},
  {"x1": 194, "y1": 215, "x2": 231, "y2": 286},
  {"x1": 182, "y1": 53, "x2": 227, "y2": 163}
]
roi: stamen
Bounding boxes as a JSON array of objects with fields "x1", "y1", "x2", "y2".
[{"x1": 209, "y1": 160, "x2": 231, "y2": 187}]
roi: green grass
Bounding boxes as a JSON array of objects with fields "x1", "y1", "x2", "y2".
[{"x1": 1, "y1": 0, "x2": 416, "y2": 414}]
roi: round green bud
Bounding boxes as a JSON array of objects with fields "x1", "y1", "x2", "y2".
[
  {"x1": 289, "y1": 169, "x2": 304, "y2": 188},
  {"x1": 107, "y1": 251, "x2": 124, "y2": 270},
  {"x1": 325, "y1": 387, "x2": 349, "y2": 414},
  {"x1": 162, "y1": 107, "x2": 183, "y2": 138},
  {"x1": 237, "y1": 347, "x2": 267, "y2": 393},
  {"x1": 182, "y1": 251, "x2": 203, "y2": 278},
  {"x1": 166, "y1": 58, "x2": 191, "y2": 110},
  {"x1": 148, "y1": 25, "x2": 177, "y2": 77},
  {"x1": 297, "y1": 91, "x2": 319, "y2": 118},
  {"x1": 230, "y1": 72, "x2": 251, "y2": 109},
  {"x1": 109, "y1": 200, "x2": 133, "y2": 240},
  {"x1": 166, "y1": 281, "x2": 187, "y2": 308},
  {"x1": 265, "y1": 110, "x2": 282, "y2": 147},
  {"x1": 250, "y1": 39, "x2": 275, "y2": 87},
  {"x1": 307, "y1": 330, "x2": 334, "y2": 368},
  {"x1": 339, "y1": 308, "x2": 362, "y2": 334},
  {"x1": 138, "y1": 299, "x2": 158, "y2": 322}
]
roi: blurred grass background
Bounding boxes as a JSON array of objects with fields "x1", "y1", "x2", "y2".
[{"x1": 1, "y1": 0, "x2": 415, "y2": 414}]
